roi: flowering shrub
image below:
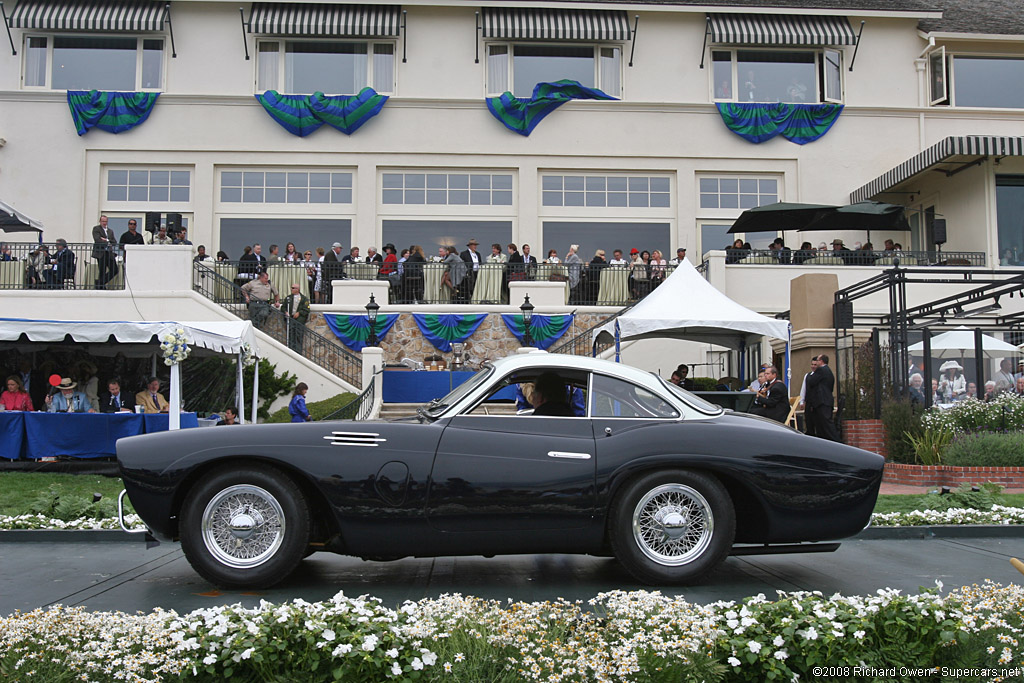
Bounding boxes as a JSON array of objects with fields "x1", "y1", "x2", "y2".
[
  {"x1": 870, "y1": 505, "x2": 1024, "y2": 527},
  {"x1": 160, "y1": 328, "x2": 191, "y2": 366},
  {"x1": 922, "y1": 394, "x2": 1024, "y2": 435},
  {"x1": 3, "y1": 584, "x2": 1024, "y2": 682},
  {"x1": 0, "y1": 513, "x2": 144, "y2": 530}
]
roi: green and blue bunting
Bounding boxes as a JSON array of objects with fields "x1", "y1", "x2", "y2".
[
  {"x1": 501, "y1": 314, "x2": 574, "y2": 350},
  {"x1": 412, "y1": 314, "x2": 487, "y2": 352},
  {"x1": 255, "y1": 88, "x2": 389, "y2": 137},
  {"x1": 323, "y1": 314, "x2": 398, "y2": 351},
  {"x1": 715, "y1": 103, "x2": 843, "y2": 145},
  {"x1": 486, "y1": 80, "x2": 617, "y2": 136},
  {"x1": 67, "y1": 90, "x2": 159, "y2": 136}
]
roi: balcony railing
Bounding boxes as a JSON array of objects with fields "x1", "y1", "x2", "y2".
[
  {"x1": 322, "y1": 377, "x2": 375, "y2": 421},
  {"x1": 0, "y1": 241, "x2": 126, "y2": 290},
  {"x1": 192, "y1": 262, "x2": 361, "y2": 387},
  {"x1": 724, "y1": 248, "x2": 986, "y2": 267}
]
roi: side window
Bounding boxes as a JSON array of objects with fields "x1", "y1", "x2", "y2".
[
  {"x1": 465, "y1": 368, "x2": 588, "y2": 416},
  {"x1": 590, "y1": 374, "x2": 679, "y2": 419}
]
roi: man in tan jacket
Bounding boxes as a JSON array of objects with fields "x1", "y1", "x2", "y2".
[{"x1": 135, "y1": 377, "x2": 169, "y2": 413}]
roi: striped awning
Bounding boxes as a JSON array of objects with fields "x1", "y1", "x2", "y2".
[
  {"x1": 482, "y1": 8, "x2": 630, "y2": 42},
  {"x1": 851, "y1": 136, "x2": 1024, "y2": 203},
  {"x1": 249, "y1": 3, "x2": 401, "y2": 37},
  {"x1": 9, "y1": 0, "x2": 168, "y2": 32},
  {"x1": 707, "y1": 13, "x2": 855, "y2": 46}
]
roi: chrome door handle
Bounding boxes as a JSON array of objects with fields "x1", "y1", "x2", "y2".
[{"x1": 547, "y1": 451, "x2": 591, "y2": 460}]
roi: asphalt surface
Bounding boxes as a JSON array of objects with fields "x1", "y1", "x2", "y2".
[{"x1": 3, "y1": 535, "x2": 1024, "y2": 615}]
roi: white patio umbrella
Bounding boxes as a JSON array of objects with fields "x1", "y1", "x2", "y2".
[{"x1": 908, "y1": 325, "x2": 1019, "y2": 359}]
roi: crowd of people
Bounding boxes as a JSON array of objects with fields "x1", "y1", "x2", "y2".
[
  {"x1": 908, "y1": 357, "x2": 1024, "y2": 405},
  {"x1": 725, "y1": 237, "x2": 905, "y2": 266}
]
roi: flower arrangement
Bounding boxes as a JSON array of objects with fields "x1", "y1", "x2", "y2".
[
  {"x1": 2, "y1": 584, "x2": 1024, "y2": 682},
  {"x1": 240, "y1": 342, "x2": 257, "y2": 368},
  {"x1": 159, "y1": 327, "x2": 191, "y2": 367},
  {"x1": 922, "y1": 393, "x2": 1024, "y2": 435}
]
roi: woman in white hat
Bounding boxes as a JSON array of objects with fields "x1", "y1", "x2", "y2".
[{"x1": 938, "y1": 360, "x2": 967, "y2": 402}]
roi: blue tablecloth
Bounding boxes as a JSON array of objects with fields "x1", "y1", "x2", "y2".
[
  {"x1": 12, "y1": 412, "x2": 199, "y2": 460},
  {"x1": 383, "y1": 370, "x2": 515, "y2": 403},
  {"x1": 0, "y1": 411, "x2": 26, "y2": 460}
]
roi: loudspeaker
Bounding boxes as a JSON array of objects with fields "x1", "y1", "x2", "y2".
[
  {"x1": 144, "y1": 211, "x2": 161, "y2": 234},
  {"x1": 166, "y1": 213, "x2": 182, "y2": 237},
  {"x1": 834, "y1": 300, "x2": 854, "y2": 329},
  {"x1": 930, "y1": 218, "x2": 947, "y2": 246}
]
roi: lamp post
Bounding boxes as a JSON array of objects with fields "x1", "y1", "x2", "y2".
[
  {"x1": 365, "y1": 294, "x2": 380, "y2": 347},
  {"x1": 520, "y1": 294, "x2": 534, "y2": 347}
]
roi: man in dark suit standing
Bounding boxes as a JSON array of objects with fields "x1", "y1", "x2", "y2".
[
  {"x1": 99, "y1": 378, "x2": 134, "y2": 413},
  {"x1": 92, "y1": 215, "x2": 118, "y2": 288},
  {"x1": 750, "y1": 365, "x2": 790, "y2": 423},
  {"x1": 805, "y1": 354, "x2": 840, "y2": 441},
  {"x1": 521, "y1": 243, "x2": 538, "y2": 279},
  {"x1": 459, "y1": 239, "x2": 483, "y2": 302},
  {"x1": 322, "y1": 242, "x2": 344, "y2": 304}
]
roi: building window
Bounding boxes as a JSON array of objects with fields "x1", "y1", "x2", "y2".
[
  {"x1": 487, "y1": 44, "x2": 621, "y2": 97},
  {"x1": 220, "y1": 217, "x2": 350, "y2": 261},
  {"x1": 24, "y1": 35, "x2": 163, "y2": 90},
  {"x1": 699, "y1": 177, "x2": 778, "y2": 210},
  {"x1": 712, "y1": 49, "x2": 841, "y2": 103},
  {"x1": 107, "y1": 169, "x2": 190, "y2": 203},
  {"x1": 220, "y1": 170, "x2": 353, "y2": 204},
  {"x1": 382, "y1": 220, "x2": 513, "y2": 255},
  {"x1": 382, "y1": 172, "x2": 514, "y2": 206},
  {"x1": 950, "y1": 56, "x2": 1024, "y2": 109},
  {"x1": 256, "y1": 40, "x2": 394, "y2": 94},
  {"x1": 542, "y1": 221, "x2": 671, "y2": 265},
  {"x1": 997, "y1": 176, "x2": 1024, "y2": 265},
  {"x1": 542, "y1": 174, "x2": 671, "y2": 208}
]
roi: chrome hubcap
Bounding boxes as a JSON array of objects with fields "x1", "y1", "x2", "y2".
[
  {"x1": 201, "y1": 485, "x2": 285, "y2": 569},
  {"x1": 632, "y1": 483, "x2": 713, "y2": 566}
]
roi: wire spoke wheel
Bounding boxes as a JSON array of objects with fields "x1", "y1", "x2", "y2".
[
  {"x1": 631, "y1": 483, "x2": 714, "y2": 566},
  {"x1": 201, "y1": 484, "x2": 286, "y2": 569}
]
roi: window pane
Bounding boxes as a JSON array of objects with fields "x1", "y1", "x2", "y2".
[
  {"x1": 405, "y1": 189, "x2": 425, "y2": 204},
  {"x1": 257, "y1": 42, "x2": 279, "y2": 91},
  {"x1": 128, "y1": 186, "x2": 148, "y2": 201},
  {"x1": 713, "y1": 51, "x2": 732, "y2": 99},
  {"x1": 372, "y1": 43, "x2": 394, "y2": 93},
  {"x1": 150, "y1": 170, "x2": 169, "y2": 186},
  {"x1": 628, "y1": 193, "x2": 649, "y2": 208},
  {"x1": 427, "y1": 190, "x2": 447, "y2": 204},
  {"x1": 759, "y1": 179, "x2": 777, "y2": 194},
  {"x1": 700, "y1": 194, "x2": 719, "y2": 209},
  {"x1": 650, "y1": 177, "x2": 670, "y2": 192},
  {"x1": 487, "y1": 44, "x2": 509, "y2": 94},
  {"x1": 243, "y1": 172, "x2": 264, "y2": 187},
  {"x1": 169, "y1": 187, "x2": 190, "y2": 202},
  {"x1": 309, "y1": 188, "x2": 330, "y2": 203},
  {"x1": 954, "y1": 57, "x2": 1024, "y2": 108},
  {"x1": 108, "y1": 169, "x2": 129, "y2": 185},
  {"x1": 470, "y1": 190, "x2": 490, "y2": 205},
  {"x1": 542, "y1": 176, "x2": 562, "y2": 190},
  {"x1": 141, "y1": 39, "x2": 162, "y2": 89},
  {"x1": 607, "y1": 177, "x2": 627, "y2": 191},
  {"x1": 265, "y1": 187, "x2": 286, "y2": 203},
  {"x1": 382, "y1": 173, "x2": 403, "y2": 189},
  {"x1": 720, "y1": 178, "x2": 738, "y2": 194},
  {"x1": 628, "y1": 177, "x2": 649, "y2": 192},
  {"x1": 287, "y1": 188, "x2": 308, "y2": 203},
  {"x1": 449, "y1": 174, "x2": 469, "y2": 189},
  {"x1": 221, "y1": 187, "x2": 241, "y2": 202},
  {"x1": 586, "y1": 192, "x2": 606, "y2": 207},
  {"x1": 406, "y1": 174, "x2": 425, "y2": 188},
  {"x1": 739, "y1": 178, "x2": 758, "y2": 193},
  {"x1": 586, "y1": 176, "x2": 606, "y2": 191},
  {"x1": 607, "y1": 192, "x2": 627, "y2": 207},
  {"x1": 590, "y1": 374, "x2": 678, "y2": 419},
  {"x1": 52, "y1": 36, "x2": 137, "y2": 90},
  {"x1": 565, "y1": 176, "x2": 584, "y2": 191},
  {"x1": 149, "y1": 186, "x2": 169, "y2": 202},
  {"x1": 285, "y1": 41, "x2": 367, "y2": 95},
  {"x1": 739, "y1": 194, "x2": 759, "y2": 209},
  {"x1": 565, "y1": 192, "x2": 584, "y2": 207},
  {"x1": 824, "y1": 49, "x2": 842, "y2": 102},
  {"x1": 25, "y1": 36, "x2": 47, "y2": 87},
  {"x1": 470, "y1": 175, "x2": 490, "y2": 189},
  {"x1": 997, "y1": 176, "x2": 1024, "y2": 263},
  {"x1": 332, "y1": 172, "x2": 352, "y2": 187},
  {"x1": 382, "y1": 189, "x2": 403, "y2": 204},
  {"x1": 243, "y1": 188, "x2": 264, "y2": 202},
  {"x1": 650, "y1": 193, "x2": 670, "y2": 208},
  {"x1": 492, "y1": 174, "x2": 513, "y2": 190},
  {"x1": 129, "y1": 170, "x2": 148, "y2": 185},
  {"x1": 512, "y1": 45, "x2": 593, "y2": 97},
  {"x1": 699, "y1": 177, "x2": 718, "y2": 193},
  {"x1": 448, "y1": 190, "x2": 469, "y2": 205},
  {"x1": 492, "y1": 190, "x2": 513, "y2": 205},
  {"x1": 331, "y1": 189, "x2": 352, "y2": 203},
  {"x1": 720, "y1": 194, "x2": 738, "y2": 209},
  {"x1": 737, "y1": 50, "x2": 816, "y2": 103},
  {"x1": 108, "y1": 185, "x2": 128, "y2": 201},
  {"x1": 287, "y1": 172, "x2": 308, "y2": 187},
  {"x1": 170, "y1": 171, "x2": 190, "y2": 186},
  {"x1": 309, "y1": 173, "x2": 330, "y2": 187},
  {"x1": 265, "y1": 172, "x2": 286, "y2": 187},
  {"x1": 542, "y1": 191, "x2": 562, "y2": 206},
  {"x1": 427, "y1": 174, "x2": 447, "y2": 189},
  {"x1": 599, "y1": 46, "x2": 620, "y2": 97}
]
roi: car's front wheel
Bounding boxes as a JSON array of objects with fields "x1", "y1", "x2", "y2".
[
  {"x1": 610, "y1": 469, "x2": 735, "y2": 584},
  {"x1": 180, "y1": 464, "x2": 310, "y2": 588}
]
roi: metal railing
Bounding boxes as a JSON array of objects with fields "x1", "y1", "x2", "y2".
[
  {"x1": 724, "y1": 248, "x2": 986, "y2": 267},
  {"x1": 321, "y1": 377, "x2": 375, "y2": 421},
  {"x1": 0, "y1": 241, "x2": 127, "y2": 290},
  {"x1": 192, "y1": 263, "x2": 361, "y2": 387},
  {"x1": 549, "y1": 300, "x2": 639, "y2": 357}
]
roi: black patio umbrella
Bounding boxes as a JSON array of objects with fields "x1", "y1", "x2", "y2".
[
  {"x1": 0, "y1": 200, "x2": 43, "y2": 237},
  {"x1": 799, "y1": 201, "x2": 910, "y2": 241},
  {"x1": 728, "y1": 202, "x2": 838, "y2": 234}
]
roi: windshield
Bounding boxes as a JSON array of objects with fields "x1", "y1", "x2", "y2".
[
  {"x1": 423, "y1": 365, "x2": 494, "y2": 416},
  {"x1": 659, "y1": 377, "x2": 723, "y2": 415}
]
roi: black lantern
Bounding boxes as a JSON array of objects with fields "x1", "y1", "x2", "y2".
[
  {"x1": 520, "y1": 295, "x2": 535, "y2": 347},
  {"x1": 365, "y1": 293, "x2": 380, "y2": 346}
]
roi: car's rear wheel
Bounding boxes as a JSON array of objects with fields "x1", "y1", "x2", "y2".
[
  {"x1": 610, "y1": 469, "x2": 735, "y2": 584},
  {"x1": 180, "y1": 464, "x2": 310, "y2": 588}
]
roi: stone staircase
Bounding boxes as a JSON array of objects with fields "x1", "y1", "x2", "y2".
[{"x1": 379, "y1": 402, "x2": 519, "y2": 420}]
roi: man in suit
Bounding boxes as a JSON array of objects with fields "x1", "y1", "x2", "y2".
[
  {"x1": 46, "y1": 377, "x2": 95, "y2": 413},
  {"x1": 750, "y1": 365, "x2": 790, "y2": 423},
  {"x1": 459, "y1": 239, "x2": 483, "y2": 302},
  {"x1": 91, "y1": 215, "x2": 118, "y2": 288},
  {"x1": 136, "y1": 377, "x2": 169, "y2": 413},
  {"x1": 322, "y1": 242, "x2": 344, "y2": 303},
  {"x1": 365, "y1": 246, "x2": 383, "y2": 264},
  {"x1": 99, "y1": 378, "x2": 134, "y2": 413},
  {"x1": 283, "y1": 283, "x2": 310, "y2": 352},
  {"x1": 521, "y1": 243, "x2": 538, "y2": 279},
  {"x1": 44, "y1": 238, "x2": 76, "y2": 288},
  {"x1": 805, "y1": 354, "x2": 839, "y2": 441}
]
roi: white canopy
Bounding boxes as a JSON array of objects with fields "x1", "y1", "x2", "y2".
[
  {"x1": 593, "y1": 261, "x2": 791, "y2": 349},
  {"x1": 908, "y1": 325, "x2": 1018, "y2": 359},
  {"x1": 0, "y1": 318, "x2": 259, "y2": 355}
]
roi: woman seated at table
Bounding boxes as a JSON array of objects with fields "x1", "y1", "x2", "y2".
[{"x1": 1, "y1": 375, "x2": 34, "y2": 411}]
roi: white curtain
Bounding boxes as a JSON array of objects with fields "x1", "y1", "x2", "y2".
[{"x1": 488, "y1": 45, "x2": 509, "y2": 95}]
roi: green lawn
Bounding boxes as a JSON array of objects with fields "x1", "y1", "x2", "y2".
[
  {"x1": 0, "y1": 472, "x2": 134, "y2": 516},
  {"x1": 2, "y1": 472, "x2": 1024, "y2": 519}
]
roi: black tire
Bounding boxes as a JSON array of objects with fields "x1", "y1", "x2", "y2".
[
  {"x1": 180, "y1": 464, "x2": 310, "y2": 589},
  {"x1": 609, "y1": 469, "x2": 735, "y2": 585}
]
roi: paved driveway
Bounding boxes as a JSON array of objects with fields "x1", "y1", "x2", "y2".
[{"x1": 3, "y1": 535, "x2": 1023, "y2": 615}]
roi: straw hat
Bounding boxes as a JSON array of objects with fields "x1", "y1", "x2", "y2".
[
  {"x1": 939, "y1": 360, "x2": 963, "y2": 372},
  {"x1": 57, "y1": 377, "x2": 77, "y2": 390}
]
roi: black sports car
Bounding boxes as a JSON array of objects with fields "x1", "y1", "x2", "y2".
[{"x1": 117, "y1": 353, "x2": 884, "y2": 588}]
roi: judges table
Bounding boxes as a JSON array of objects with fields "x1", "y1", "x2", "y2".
[
  {"x1": 382, "y1": 369, "x2": 516, "y2": 404},
  {"x1": 0, "y1": 412, "x2": 200, "y2": 460}
]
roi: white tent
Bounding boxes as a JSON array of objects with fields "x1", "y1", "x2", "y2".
[
  {"x1": 908, "y1": 325, "x2": 1019, "y2": 359},
  {"x1": 0, "y1": 319, "x2": 260, "y2": 428},
  {"x1": 593, "y1": 262, "x2": 791, "y2": 349}
]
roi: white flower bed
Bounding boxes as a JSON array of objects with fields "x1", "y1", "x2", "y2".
[
  {"x1": 0, "y1": 513, "x2": 145, "y2": 531},
  {"x1": 870, "y1": 505, "x2": 1024, "y2": 527}
]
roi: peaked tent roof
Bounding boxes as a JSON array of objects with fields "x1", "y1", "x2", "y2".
[
  {"x1": 593, "y1": 262, "x2": 791, "y2": 349},
  {"x1": 0, "y1": 319, "x2": 259, "y2": 355}
]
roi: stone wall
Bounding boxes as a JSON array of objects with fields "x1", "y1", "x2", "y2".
[
  {"x1": 842, "y1": 419, "x2": 888, "y2": 458},
  {"x1": 307, "y1": 312, "x2": 612, "y2": 366},
  {"x1": 883, "y1": 463, "x2": 1024, "y2": 489}
]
